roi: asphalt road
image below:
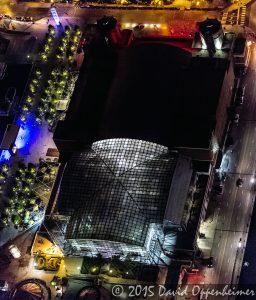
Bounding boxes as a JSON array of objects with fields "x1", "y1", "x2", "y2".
[
  {"x1": 7, "y1": 3, "x2": 219, "y2": 29},
  {"x1": 204, "y1": 45, "x2": 256, "y2": 290}
]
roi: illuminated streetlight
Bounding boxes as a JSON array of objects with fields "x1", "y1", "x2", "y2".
[
  {"x1": 250, "y1": 177, "x2": 255, "y2": 183},
  {"x1": 196, "y1": 1, "x2": 200, "y2": 5},
  {"x1": 109, "y1": 269, "x2": 113, "y2": 273}
]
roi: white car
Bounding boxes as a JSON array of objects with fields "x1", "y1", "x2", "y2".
[
  {"x1": 8, "y1": 244, "x2": 21, "y2": 259},
  {"x1": 0, "y1": 280, "x2": 8, "y2": 291}
]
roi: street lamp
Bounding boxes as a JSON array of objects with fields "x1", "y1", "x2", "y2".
[{"x1": 250, "y1": 177, "x2": 255, "y2": 183}]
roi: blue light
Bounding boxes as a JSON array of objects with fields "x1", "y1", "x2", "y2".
[
  {"x1": 15, "y1": 113, "x2": 41, "y2": 156},
  {"x1": 0, "y1": 150, "x2": 11, "y2": 162}
]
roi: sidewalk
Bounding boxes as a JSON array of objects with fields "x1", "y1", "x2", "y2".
[{"x1": 197, "y1": 149, "x2": 233, "y2": 258}]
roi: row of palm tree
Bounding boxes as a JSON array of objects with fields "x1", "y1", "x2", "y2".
[
  {"x1": 20, "y1": 68, "x2": 43, "y2": 123},
  {"x1": 37, "y1": 65, "x2": 71, "y2": 126},
  {"x1": 56, "y1": 25, "x2": 82, "y2": 64},
  {"x1": 40, "y1": 25, "x2": 56, "y2": 62},
  {"x1": 0, "y1": 163, "x2": 9, "y2": 183},
  {"x1": 1, "y1": 163, "x2": 45, "y2": 230}
]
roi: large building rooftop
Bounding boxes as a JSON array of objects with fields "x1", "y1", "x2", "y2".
[{"x1": 54, "y1": 36, "x2": 230, "y2": 160}]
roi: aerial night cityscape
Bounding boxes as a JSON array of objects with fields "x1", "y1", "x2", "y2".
[{"x1": 1, "y1": 0, "x2": 256, "y2": 298}]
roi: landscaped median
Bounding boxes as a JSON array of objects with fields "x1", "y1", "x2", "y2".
[{"x1": 81, "y1": 255, "x2": 140, "y2": 280}]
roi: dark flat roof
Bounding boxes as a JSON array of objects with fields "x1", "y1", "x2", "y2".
[{"x1": 54, "y1": 38, "x2": 228, "y2": 151}]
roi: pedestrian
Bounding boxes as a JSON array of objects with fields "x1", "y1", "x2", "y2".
[{"x1": 47, "y1": 18, "x2": 49, "y2": 24}]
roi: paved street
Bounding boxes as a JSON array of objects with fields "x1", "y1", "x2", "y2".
[
  {"x1": 200, "y1": 44, "x2": 256, "y2": 291},
  {"x1": 1, "y1": 2, "x2": 220, "y2": 37}
]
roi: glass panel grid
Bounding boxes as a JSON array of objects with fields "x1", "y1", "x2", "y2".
[{"x1": 58, "y1": 139, "x2": 178, "y2": 248}]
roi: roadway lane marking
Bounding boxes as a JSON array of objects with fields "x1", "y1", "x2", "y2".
[
  {"x1": 242, "y1": 190, "x2": 244, "y2": 195},
  {"x1": 250, "y1": 151, "x2": 252, "y2": 156}
]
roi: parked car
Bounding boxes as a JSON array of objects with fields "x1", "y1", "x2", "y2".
[
  {"x1": 79, "y1": 4, "x2": 90, "y2": 7},
  {"x1": 236, "y1": 178, "x2": 244, "y2": 187},
  {"x1": 15, "y1": 16, "x2": 25, "y2": 21},
  {"x1": 5, "y1": 87, "x2": 16, "y2": 102},
  {"x1": 0, "y1": 280, "x2": 8, "y2": 291},
  {"x1": 24, "y1": 16, "x2": 33, "y2": 22},
  {"x1": 207, "y1": 257, "x2": 213, "y2": 268},
  {"x1": 236, "y1": 95, "x2": 244, "y2": 105},
  {"x1": 8, "y1": 244, "x2": 21, "y2": 259},
  {"x1": 213, "y1": 184, "x2": 223, "y2": 195},
  {"x1": 0, "y1": 63, "x2": 6, "y2": 80},
  {"x1": 237, "y1": 85, "x2": 245, "y2": 97},
  {"x1": 233, "y1": 113, "x2": 239, "y2": 124}
]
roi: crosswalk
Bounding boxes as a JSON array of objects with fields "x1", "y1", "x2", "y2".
[{"x1": 239, "y1": 6, "x2": 246, "y2": 26}]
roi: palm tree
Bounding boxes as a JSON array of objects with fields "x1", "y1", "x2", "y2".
[
  {"x1": 35, "y1": 68, "x2": 42, "y2": 78},
  {"x1": 48, "y1": 25, "x2": 55, "y2": 36},
  {"x1": 1, "y1": 217, "x2": 9, "y2": 226},
  {"x1": 1, "y1": 163, "x2": 9, "y2": 173},
  {"x1": 24, "y1": 210, "x2": 30, "y2": 220},
  {"x1": 12, "y1": 214, "x2": 21, "y2": 226},
  {"x1": 65, "y1": 25, "x2": 71, "y2": 34},
  {"x1": 28, "y1": 219, "x2": 35, "y2": 226},
  {"x1": 32, "y1": 78, "x2": 39, "y2": 86},
  {"x1": 47, "y1": 36, "x2": 53, "y2": 44},
  {"x1": 20, "y1": 114, "x2": 27, "y2": 122},
  {"x1": 4, "y1": 206, "x2": 12, "y2": 215},
  {"x1": 29, "y1": 84, "x2": 35, "y2": 94},
  {"x1": 0, "y1": 172, "x2": 6, "y2": 181},
  {"x1": 22, "y1": 184, "x2": 31, "y2": 194},
  {"x1": 22, "y1": 104, "x2": 30, "y2": 112},
  {"x1": 20, "y1": 197, "x2": 27, "y2": 206},
  {"x1": 17, "y1": 204, "x2": 24, "y2": 215}
]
